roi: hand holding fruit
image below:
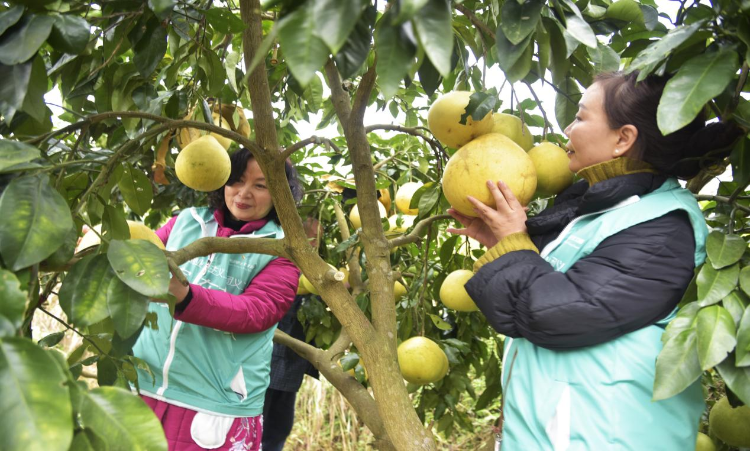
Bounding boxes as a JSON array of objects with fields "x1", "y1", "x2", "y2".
[{"x1": 446, "y1": 208, "x2": 498, "y2": 248}]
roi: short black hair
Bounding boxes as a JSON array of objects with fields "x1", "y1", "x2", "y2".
[{"x1": 207, "y1": 148, "x2": 303, "y2": 222}]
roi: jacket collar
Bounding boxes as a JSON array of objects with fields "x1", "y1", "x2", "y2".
[{"x1": 213, "y1": 208, "x2": 269, "y2": 237}]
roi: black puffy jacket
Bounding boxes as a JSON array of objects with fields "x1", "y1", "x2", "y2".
[{"x1": 465, "y1": 173, "x2": 698, "y2": 349}]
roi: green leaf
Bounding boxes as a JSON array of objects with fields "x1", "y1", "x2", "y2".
[
  {"x1": 587, "y1": 43, "x2": 620, "y2": 73},
  {"x1": 495, "y1": 26, "x2": 532, "y2": 74},
  {"x1": 302, "y1": 74, "x2": 323, "y2": 111},
  {"x1": 740, "y1": 266, "x2": 750, "y2": 297},
  {"x1": 413, "y1": 0, "x2": 453, "y2": 77},
  {"x1": 696, "y1": 305, "x2": 737, "y2": 370},
  {"x1": 0, "y1": 60, "x2": 32, "y2": 122},
  {"x1": 697, "y1": 263, "x2": 740, "y2": 307},
  {"x1": 0, "y1": 6, "x2": 24, "y2": 36},
  {"x1": 605, "y1": 0, "x2": 644, "y2": 22},
  {"x1": 554, "y1": 77, "x2": 582, "y2": 130},
  {"x1": 505, "y1": 42, "x2": 533, "y2": 83},
  {"x1": 0, "y1": 174, "x2": 74, "y2": 271},
  {"x1": 717, "y1": 358, "x2": 750, "y2": 406},
  {"x1": 475, "y1": 383, "x2": 501, "y2": 411},
  {"x1": 48, "y1": 15, "x2": 90, "y2": 54},
  {"x1": 0, "y1": 139, "x2": 40, "y2": 173},
  {"x1": 199, "y1": 49, "x2": 224, "y2": 97},
  {"x1": 0, "y1": 270, "x2": 26, "y2": 337},
  {"x1": 653, "y1": 329, "x2": 702, "y2": 400},
  {"x1": 79, "y1": 386, "x2": 168, "y2": 451},
  {"x1": 148, "y1": 0, "x2": 176, "y2": 18},
  {"x1": 500, "y1": 0, "x2": 544, "y2": 45},
  {"x1": 375, "y1": 12, "x2": 417, "y2": 99},
  {"x1": 417, "y1": 183, "x2": 441, "y2": 215},
  {"x1": 118, "y1": 163, "x2": 153, "y2": 217},
  {"x1": 204, "y1": 8, "x2": 246, "y2": 34},
  {"x1": 395, "y1": 0, "x2": 429, "y2": 24},
  {"x1": 662, "y1": 301, "x2": 700, "y2": 344},
  {"x1": 58, "y1": 255, "x2": 116, "y2": 326},
  {"x1": 440, "y1": 235, "x2": 460, "y2": 266},
  {"x1": 0, "y1": 337, "x2": 73, "y2": 451},
  {"x1": 224, "y1": 50, "x2": 241, "y2": 93},
  {"x1": 460, "y1": 90, "x2": 497, "y2": 124},
  {"x1": 133, "y1": 19, "x2": 168, "y2": 77},
  {"x1": 334, "y1": 5, "x2": 374, "y2": 80},
  {"x1": 21, "y1": 55, "x2": 48, "y2": 123},
  {"x1": 627, "y1": 20, "x2": 705, "y2": 77},
  {"x1": 723, "y1": 290, "x2": 749, "y2": 327},
  {"x1": 730, "y1": 137, "x2": 750, "y2": 189},
  {"x1": 313, "y1": 0, "x2": 366, "y2": 54},
  {"x1": 736, "y1": 307, "x2": 750, "y2": 366},
  {"x1": 706, "y1": 231, "x2": 746, "y2": 269},
  {"x1": 38, "y1": 331, "x2": 65, "y2": 348},
  {"x1": 277, "y1": 1, "x2": 330, "y2": 87},
  {"x1": 0, "y1": 14, "x2": 55, "y2": 65},
  {"x1": 417, "y1": 56, "x2": 441, "y2": 96},
  {"x1": 107, "y1": 277, "x2": 150, "y2": 340},
  {"x1": 657, "y1": 48, "x2": 739, "y2": 135},
  {"x1": 107, "y1": 240, "x2": 169, "y2": 297},
  {"x1": 564, "y1": 14, "x2": 597, "y2": 49},
  {"x1": 428, "y1": 313, "x2": 453, "y2": 331}
]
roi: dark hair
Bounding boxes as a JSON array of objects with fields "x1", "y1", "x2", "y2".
[
  {"x1": 207, "y1": 148, "x2": 303, "y2": 221},
  {"x1": 595, "y1": 71, "x2": 743, "y2": 179}
]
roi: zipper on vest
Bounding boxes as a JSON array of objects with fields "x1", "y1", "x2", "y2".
[{"x1": 157, "y1": 321, "x2": 183, "y2": 396}]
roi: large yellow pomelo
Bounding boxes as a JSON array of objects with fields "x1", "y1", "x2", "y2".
[
  {"x1": 386, "y1": 214, "x2": 416, "y2": 236},
  {"x1": 528, "y1": 142, "x2": 574, "y2": 197},
  {"x1": 175, "y1": 135, "x2": 231, "y2": 192},
  {"x1": 397, "y1": 336, "x2": 449, "y2": 385},
  {"x1": 76, "y1": 221, "x2": 165, "y2": 252},
  {"x1": 442, "y1": 133, "x2": 537, "y2": 217},
  {"x1": 394, "y1": 281, "x2": 408, "y2": 301},
  {"x1": 378, "y1": 188, "x2": 392, "y2": 213},
  {"x1": 350, "y1": 201, "x2": 387, "y2": 230},
  {"x1": 395, "y1": 182, "x2": 422, "y2": 215},
  {"x1": 491, "y1": 113, "x2": 534, "y2": 151},
  {"x1": 439, "y1": 269, "x2": 479, "y2": 312},
  {"x1": 297, "y1": 274, "x2": 310, "y2": 295},
  {"x1": 428, "y1": 91, "x2": 494, "y2": 149},
  {"x1": 709, "y1": 397, "x2": 750, "y2": 447},
  {"x1": 210, "y1": 112, "x2": 233, "y2": 150},
  {"x1": 696, "y1": 432, "x2": 716, "y2": 451}
]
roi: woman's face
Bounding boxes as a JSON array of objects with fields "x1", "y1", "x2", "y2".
[
  {"x1": 564, "y1": 82, "x2": 622, "y2": 173},
  {"x1": 224, "y1": 158, "x2": 273, "y2": 222}
]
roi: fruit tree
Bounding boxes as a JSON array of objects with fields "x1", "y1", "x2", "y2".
[{"x1": 1, "y1": 1, "x2": 750, "y2": 450}]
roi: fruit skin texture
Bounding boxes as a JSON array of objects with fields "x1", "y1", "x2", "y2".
[
  {"x1": 76, "y1": 221, "x2": 165, "y2": 252},
  {"x1": 300, "y1": 274, "x2": 318, "y2": 295},
  {"x1": 428, "y1": 91, "x2": 494, "y2": 149},
  {"x1": 695, "y1": 432, "x2": 716, "y2": 451},
  {"x1": 378, "y1": 188, "x2": 392, "y2": 213},
  {"x1": 439, "y1": 269, "x2": 479, "y2": 312},
  {"x1": 175, "y1": 135, "x2": 231, "y2": 192},
  {"x1": 349, "y1": 201, "x2": 387, "y2": 230},
  {"x1": 296, "y1": 274, "x2": 310, "y2": 295},
  {"x1": 394, "y1": 281, "x2": 407, "y2": 302},
  {"x1": 442, "y1": 133, "x2": 537, "y2": 217},
  {"x1": 709, "y1": 397, "x2": 750, "y2": 447},
  {"x1": 397, "y1": 336, "x2": 449, "y2": 385},
  {"x1": 528, "y1": 142, "x2": 575, "y2": 197},
  {"x1": 491, "y1": 113, "x2": 534, "y2": 151},
  {"x1": 395, "y1": 182, "x2": 423, "y2": 215}
]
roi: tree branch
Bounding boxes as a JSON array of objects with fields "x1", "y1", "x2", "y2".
[
  {"x1": 388, "y1": 215, "x2": 452, "y2": 248},
  {"x1": 351, "y1": 62, "x2": 377, "y2": 126},
  {"x1": 325, "y1": 59, "x2": 352, "y2": 124},
  {"x1": 365, "y1": 124, "x2": 445, "y2": 157},
  {"x1": 454, "y1": 4, "x2": 495, "y2": 42},
  {"x1": 168, "y1": 236, "x2": 289, "y2": 266},
  {"x1": 279, "y1": 135, "x2": 342, "y2": 161},
  {"x1": 694, "y1": 194, "x2": 750, "y2": 214}
]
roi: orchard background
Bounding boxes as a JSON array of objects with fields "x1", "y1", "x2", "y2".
[{"x1": 1, "y1": 0, "x2": 750, "y2": 450}]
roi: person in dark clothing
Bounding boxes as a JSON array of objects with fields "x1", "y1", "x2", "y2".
[{"x1": 447, "y1": 71, "x2": 742, "y2": 450}]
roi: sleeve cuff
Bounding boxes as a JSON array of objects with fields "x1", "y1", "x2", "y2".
[{"x1": 473, "y1": 232, "x2": 539, "y2": 272}]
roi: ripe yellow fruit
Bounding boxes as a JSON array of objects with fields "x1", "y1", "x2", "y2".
[
  {"x1": 177, "y1": 103, "x2": 252, "y2": 149},
  {"x1": 442, "y1": 133, "x2": 537, "y2": 217},
  {"x1": 297, "y1": 274, "x2": 310, "y2": 295},
  {"x1": 395, "y1": 182, "x2": 422, "y2": 215},
  {"x1": 76, "y1": 221, "x2": 165, "y2": 252},
  {"x1": 528, "y1": 142, "x2": 574, "y2": 197},
  {"x1": 397, "y1": 336, "x2": 449, "y2": 385},
  {"x1": 696, "y1": 432, "x2": 716, "y2": 451},
  {"x1": 439, "y1": 269, "x2": 479, "y2": 312},
  {"x1": 378, "y1": 188, "x2": 392, "y2": 213},
  {"x1": 339, "y1": 267, "x2": 350, "y2": 286},
  {"x1": 427, "y1": 91, "x2": 494, "y2": 149},
  {"x1": 386, "y1": 214, "x2": 416, "y2": 236},
  {"x1": 300, "y1": 274, "x2": 318, "y2": 295},
  {"x1": 349, "y1": 201, "x2": 387, "y2": 230},
  {"x1": 491, "y1": 113, "x2": 534, "y2": 151},
  {"x1": 175, "y1": 135, "x2": 231, "y2": 192},
  {"x1": 709, "y1": 397, "x2": 750, "y2": 447},
  {"x1": 210, "y1": 113, "x2": 233, "y2": 150},
  {"x1": 394, "y1": 281, "x2": 408, "y2": 301}
]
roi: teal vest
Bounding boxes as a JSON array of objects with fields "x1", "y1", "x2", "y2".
[
  {"x1": 501, "y1": 179, "x2": 707, "y2": 451},
  {"x1": 133, "y1": 207, "x2": 284, "y2": 417}
]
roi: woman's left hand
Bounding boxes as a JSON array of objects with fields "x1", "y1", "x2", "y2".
[{"x1": 468, "y1": 180, "x2": 529, "y2": 241}]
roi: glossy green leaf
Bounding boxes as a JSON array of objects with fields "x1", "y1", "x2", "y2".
[
  {"x1": 0, "y1": 174, "x2": 73, "y2": 271},
  {"x1": 107, "y1": 277, "x2": 150, "y2": 340},
  {"x1": 506, "y1": 43, "x2": 533, "y2": 83},
  {"x1": 0, "y1": 59, "x2": 32, "y2": 122},
  {"x1": 696, "y1": 305, "x2": 737, "y2": 370},
  {"x1": 555, "y1": 77, "x2": 582, "y2": 130},
  {"x1": 375, "y1": 13, "x2": 417, "y2": 99},
  {"x1": 707, "y1": 231, "x2": 747, "y2": 269},
  {"x1": 460, "y1": 90, "x2": 497, "y2": 124},
  {"x1": 653, "y1": 329, "x2": 702, "y2": 400},
  {"x1": 697, "y1": 263, "x2": 740, "y2": 307},
  {"x1": 658, "y1": 48, "x2": 739, "y2": 135},
  {"x1": 605, "y1": 0, "x2": 643, "y2": 22},
  {"x1": 536, "y1": 22, "x2": 551, "y2": 74},
  {"x1": 395, "y1": 0, "x2": 429, "y2": 24},
  {"x1": 740, "y1": 266, "x2": 750, "y2": 297},
  {"x1": 334, "y1": 5, "x2": 374, "y2": 79},
  {"x1": 736, "y1": 307, "x2": 750, "y2": 366},
  {"x1": 628, "y1": 20, "x2": 705, "y2": 78},
  {"x1": 429, "y1": 313, "x2": 453, "y2": 331},
  {"x1": 564, "y1": 14, "x2": 597, "y2": 49},
  {"x1": 495, "y1": 27, "x2": 532, "y2": 74},
  {"x1": 277, "y1": 1, "x2": 330, "y2": 87},
  {"x1": 21, "y1": 55, "x2": 48, "y2": 123},
  {"x1": 118, "y1": 163, "x2": 153, "y2": 217},
  {"x1": 545, "y1": 18, "x2": 570, "y2": 81},
  {"x1": 58, "y1": 255, "x2": 115, "y2": 326},
  {"x1": 0, "y1": 6, "x2": 23, "y2": 36},
  {"x1": 0, "y1": 270, "x2": 26, "y2": 337},
  {"x1": 79, "y1": 386, "x2": 168, "y2": 451},
  {"x1": 204, "y1": 8, "x2": 246, "y2": 34},
  {"x1": 500, "y1": 0, "x2": 544, "y2": 45},
  {"x1": 48, "y1": 15, "x2": 90, "y2": 54},
  {"x1": 730, "y1": 137, "x2": 750, "y2": 189},
  {"x1": 313, "y1": 0, "x2": 366, "y2": 54},
  {"x1": 413, "y1": 0, "x2": 453, "y2": 77},
  {"x1": 0, "y1": 139, "x2": 40, "y2": 173},
  {"x1": 148, "y1": 0, "x2": 176, "y2": 18},
  {"x1": 107, "y1": 240, "x2": 169, "y2": 297},
  {"x1": 199, "y1": 49, "x2": 224, "y2": 97},
  {"x1": 662, "y1": 302, "x2": 700, "y2": 344},
  {"x1": 587, "y1": 43, "x2": 620, "y2": 73},
  {"x1": 717, "y1": 358, "x2": 750, "y2": 406},
  {"x1": 0, "y1": 337, "x2": 73, "y2": 451},
  {"x1": 417, "y1": 56, "x2": 441, "y2": 96},
  {"x1": 38, "y1": 331, "x2": 65, "y2": 348},
  {"x1": 722, "y1": 290, "x2": 749, "y2": 327},
  {"x1": 0, "y1": 14, "x2": 55, "y2": 65},
  {"x1": 69, "y1": 432, "x2": 96, "y2": 451},
  {"x1": 133, "y1": 19, "x2": 167, "y2": 77}
]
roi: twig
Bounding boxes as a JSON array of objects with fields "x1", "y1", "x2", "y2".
[
  {"x1": 38, "y1": 307, "x2": 109, "y2": 356},
  {"x1": 365, "y1": 124, "x2": 446, "y2": 159},
  {"x1": 694, "y1": 194, "x2": 750, "y2": 215},
  {"x1": 388, "y1": 214, "x2": 452, "y2": 248},
  {"x1": 168, "y1": 236, "x2": 288, "y2": 266},
  {"x1": 454, "y1": 4, "x2": 495, "y2": 42},
  {"x1": 523, "y1": 81, "x2": 551, "y2": 140},
  {"x1": 279, "y1": 136, "x2": 342, "y2": 160}
]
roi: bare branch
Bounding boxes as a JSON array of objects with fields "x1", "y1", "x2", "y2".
[
  {"x1": 279, "y1": 135, "x2": 342, "y2": 160},
  {"x1": 168, "y1": 236, "x2": 289, "y2": 266},
  {"x1": 388, "y1": 215, "x2": 452, "y2": 248}
]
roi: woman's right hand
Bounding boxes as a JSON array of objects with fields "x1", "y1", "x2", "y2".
[{"x1": 446, "y1": 208, "x2": 498, "y2": 248}]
